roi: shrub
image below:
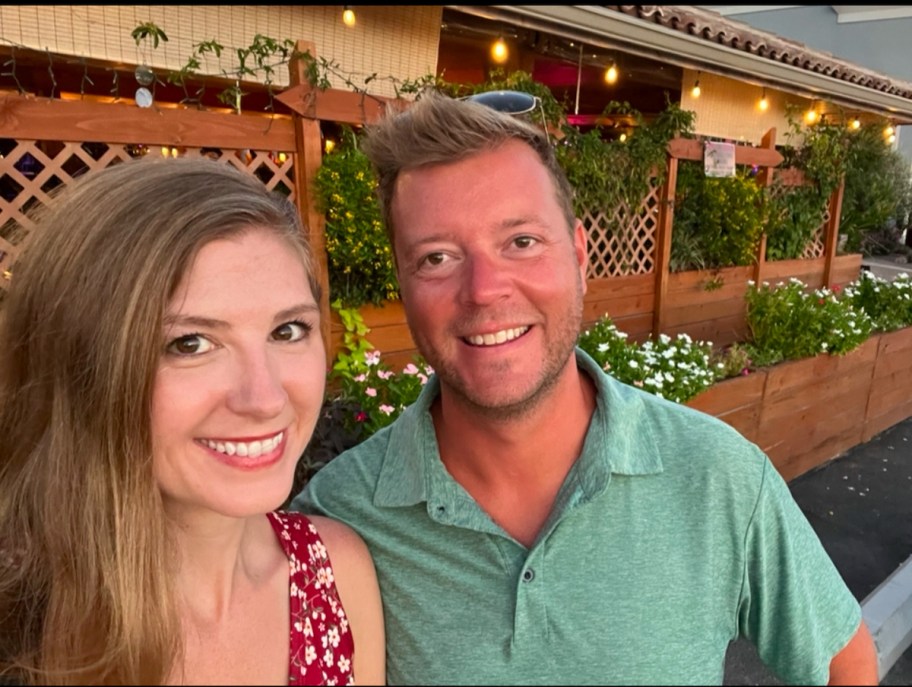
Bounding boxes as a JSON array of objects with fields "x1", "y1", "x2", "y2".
[
  {"x1": 744, "y1": 278, "x2": 872, "y2": 367},
  {"x1": 843, "y1": 270, "x2": 912, "y2": 332},
  {"x1": 314, "y1": 126, "x2": 398, "y2": 307},
  {"x1": 671, "y1": 162, "x2": 768, "y2": 270},
  {"x1": 577, "y1": 316, "x2": 722, "y2": 403}
]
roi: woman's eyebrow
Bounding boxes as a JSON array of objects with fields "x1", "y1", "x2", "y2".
[{"x1": 162, "y1": 303, "x2": 320, "y2": 329}]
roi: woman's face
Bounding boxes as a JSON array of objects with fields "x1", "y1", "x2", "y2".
[{"x1": 151, "y1": 228, "x2": 325, "y2": 521}]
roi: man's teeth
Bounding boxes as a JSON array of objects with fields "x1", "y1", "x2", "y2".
[
  {"x1": 203, "y1": 431, "x2": 284, "y2": 457},
  {"x1": 466, "y1": 326, "x2": 529, "y2": 347}
]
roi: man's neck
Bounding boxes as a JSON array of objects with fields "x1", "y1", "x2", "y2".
[{"x1": 431, "y1": 359, "x2": 597, "y2": 546}]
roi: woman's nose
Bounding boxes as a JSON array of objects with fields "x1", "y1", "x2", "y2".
[{"x1": 225, "y1": 350, "x2": 287, "y2": 419}]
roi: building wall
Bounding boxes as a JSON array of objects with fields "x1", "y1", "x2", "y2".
[
  {"x1": 680, "y1": 69, "x2": 811, "y2": 146},
  {"x1": 0, "y1": 5, "x2": 442, "y2": 97},
  {"x1": 700, "y1": 6, "x2": 912, "y2": 165}
]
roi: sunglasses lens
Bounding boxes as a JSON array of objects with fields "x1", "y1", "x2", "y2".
[{"x1": 463, "y1": 90, "x2": 537, "y2": 115}]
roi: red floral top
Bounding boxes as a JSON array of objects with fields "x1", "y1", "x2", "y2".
[{"x1": 267, "y1": 511, "x2": 356, "y2": 686}]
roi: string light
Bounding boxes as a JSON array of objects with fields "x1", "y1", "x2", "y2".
[
  {"x1": 885, "y1": 124, "x2": 895, "y2": 137},
  {"x1": 805, "y1": 106, "x2": 818, "y2": 124},
  {"x1": 491, "y1": 37, "x2": 508, "y2": 64},
  {"x1": 324, "y1": 138, "x2": 336, "y2": 154},
  {"x1": 619, "y1": 133, "x2": 627, "y2": 143},
  {"x1": 342, "y1": 6, "x2": 355, "y2": 27},
  {"x1": 605, "y1": 62, "x2": 618, "y2": 85},
  {"x1": 691, "y1": 72, "x2": 701, "y2": 99},
  {"x1": 758, "y1": 88, "x2": 768, "y2": 111},
  {"x1": 850, "y1": 117, "x2": 861, "y2": 130}
]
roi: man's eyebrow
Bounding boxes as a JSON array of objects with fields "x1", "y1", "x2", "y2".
[{"x1": 162, "y1": 303, "x2": 320, "y2": 329}]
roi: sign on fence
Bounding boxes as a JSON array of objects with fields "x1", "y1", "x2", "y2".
[{"x1": 704, "y1": 141, "x2": 736, "y2": 178}]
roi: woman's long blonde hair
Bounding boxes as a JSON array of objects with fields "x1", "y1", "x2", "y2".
[{"x1": 0, "y1": 156, "x2": 320, "y2": 684}]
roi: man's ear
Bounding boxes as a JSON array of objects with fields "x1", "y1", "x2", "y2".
[{"x1": 573, "y1": 219, "x2": 588, "y2": 296}]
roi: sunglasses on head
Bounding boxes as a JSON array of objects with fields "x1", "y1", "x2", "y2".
[{"x1": 461, "y1": 90, "x2": 551, "y2": 144}]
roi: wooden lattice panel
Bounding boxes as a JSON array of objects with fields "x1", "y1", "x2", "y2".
[
  {"x1": 583, "y1": 179, "x2": 660, "y2": 278},
  {"x1": 764, "y1": 183, "x2": 830, "y2": 261},
  {"x1": 0, "y1": 141, "x2": 295, "y2": 292},
  {"x1": 800, "y1": 205, "x2": 829, "y2": 260}
]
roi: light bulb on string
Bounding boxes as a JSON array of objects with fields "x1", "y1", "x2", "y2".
[
  {"x1": 342, "y1": 6, "x2": 356, "y2": 27},
  {"x1": 491, "y1": 37, "x2": 508, "y2": 64},
  {"x1": 605, "y1": 63, "x2": 618, "y2": 85},
  {"x1": 885, "y1": 124, "x2": 895, "y2": 137},
  {"x1": 758, "y1": 88, "x2": 769, "y2": 111},
  {"x1": 805, "y1": 107, "x2": 818, "y2": 124},
  {"x1": 691, "y1": 72, "x2": 701, "y2": 99},
  {"x1": 850, "y1": 117, "x2": 861, "y2": 130}
]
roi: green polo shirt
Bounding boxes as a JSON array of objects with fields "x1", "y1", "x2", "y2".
[{"x1": 292, "y1": 348, "x2": 860, "y2": 685}]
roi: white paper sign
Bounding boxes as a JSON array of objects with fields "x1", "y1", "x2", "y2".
[{"x1": 704, "y1": 141, "x2": 736, "y2": 178}]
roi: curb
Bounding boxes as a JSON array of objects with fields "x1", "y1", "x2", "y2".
[{"x1": 861, "y1": 554, "x2": 912, "y2": 682}]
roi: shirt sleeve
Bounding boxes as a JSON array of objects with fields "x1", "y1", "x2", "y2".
[{"x1": 737, "y1": 457, "x2": 862, "y2": 685}]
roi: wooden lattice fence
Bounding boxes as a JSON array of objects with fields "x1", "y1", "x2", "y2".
[
  {"x1": 582, "y1": 177, "x2": 662, "y2": 278},
  {"x1": 0, "y1": 139, "x2": 296, "y2": 296}
]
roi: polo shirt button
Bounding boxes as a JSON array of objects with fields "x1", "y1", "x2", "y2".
[{"x1": 522, "y1": 568, "x2": 535, "y2": 583}]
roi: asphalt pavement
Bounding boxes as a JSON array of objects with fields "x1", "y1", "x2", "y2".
[{"x1": 723, "y1": 415, "x2": 912, "y2": 685}]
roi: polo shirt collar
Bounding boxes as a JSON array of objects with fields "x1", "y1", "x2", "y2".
[{"x1": 373, "y1": 347, "x2": 664, "y2": 509}]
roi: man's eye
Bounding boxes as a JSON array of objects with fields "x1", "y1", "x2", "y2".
[
  {"x1": 272, "y1": 321, "x2": 312, "y2": 342},
  {"x1": 165, "y1": 334, "x2": 215, "y2": 356},
  {"x1": 513, "y1": 236, "x2": 538, "y2": 249},
  {"x1": 421, "y1": 252, "x2": 449, "y2": 268}
]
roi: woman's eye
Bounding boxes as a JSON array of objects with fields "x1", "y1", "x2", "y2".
[
  {"x1": 165, "y1": 334, "x2": 215, "y2": 356},
  {"x1": 272, "y1": 321, "x2": 312, "y2": 342}
]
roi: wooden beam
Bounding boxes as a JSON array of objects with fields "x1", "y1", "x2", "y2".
[
  {"x1": 653, "y1": 155, "x2": 678, "y2": 337},
  {"x1": 289, "y1": 41, "x2": 333, "y2": 366},
  {"x1": 753, "y1": 128, "x2": 777, "y2": 285},
  {"x1": 666, "y1": 137, "x2": 783, "y2": 167},
  {"x1": 0, "y1": 94, "x2": 295, "y2": 149},
  {"x1": 275, "y1": 81, "x2": 396, "y2": 125},
  {"x1": 822, "y1": 178, "x2": 846, "y2": 288}
]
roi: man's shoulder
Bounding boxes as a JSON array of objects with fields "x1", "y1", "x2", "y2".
[{"x1": 292, "y1": 424, "x2": 393, "y2": 513}]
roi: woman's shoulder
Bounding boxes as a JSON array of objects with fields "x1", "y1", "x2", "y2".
[{"x1": 268, "y1": 511, "x2": 372, "y2": 567}]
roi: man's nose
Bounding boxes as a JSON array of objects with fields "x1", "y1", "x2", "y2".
[{"x1": 459, "y1": 253, "x2": 512, "y2": 306}]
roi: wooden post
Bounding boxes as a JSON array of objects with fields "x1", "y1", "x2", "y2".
[
  {"x1": 653, "y1": 156, "x2": 678, "y2": 337},
  {"x1": 753, "y1": 128, "x2": 777, "y2": 285},
  {"x1": 822, "y1": 177, "x2": 846, "y2": 288},
  {"x1": 289, "y1": 40, "x2": 333, "y2": 366}
]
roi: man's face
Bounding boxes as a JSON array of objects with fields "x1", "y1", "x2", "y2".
[{"x1": 391, "y1": 139, "x2": 588, "y2": 418}]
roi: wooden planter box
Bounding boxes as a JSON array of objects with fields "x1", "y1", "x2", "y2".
[{"x1": 687, "y1": 330, "x2": 912, "y2": 482}]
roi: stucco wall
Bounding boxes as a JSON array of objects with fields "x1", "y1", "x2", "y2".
[
  {"x1": 0, "y1": 5, "x2": 442, "y2": 97},
  {"x1": 679, "y1": 69, "x2": 812, "y2": 146}
]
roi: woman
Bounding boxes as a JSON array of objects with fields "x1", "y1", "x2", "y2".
[{"x1": 0, "y1": 157, "x2": 385, "y2": 685}]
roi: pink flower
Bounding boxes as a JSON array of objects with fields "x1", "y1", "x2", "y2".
[
  {"x1": 365, "y1": 387, "x2": 377, "y2": 397},
  {"x1": 741, "y1": 368, "x2": 750, "y2": 376},
  {"x1": 355, "y1": 411, "x2": 368, "y2": 422}
]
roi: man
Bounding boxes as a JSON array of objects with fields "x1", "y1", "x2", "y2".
[{"x1": 292, "y1": 91, "x2": 878, "y2": 685}]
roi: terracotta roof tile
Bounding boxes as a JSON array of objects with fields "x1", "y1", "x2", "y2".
[{"x1": 605, "y1": 4, "x2": 912, "y2": 101}]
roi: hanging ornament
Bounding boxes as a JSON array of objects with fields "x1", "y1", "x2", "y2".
[
  {"x1": 134, "y1": 64, "x2": 154, "y2": 86},
  {"x1": 135, "y1": 87, "x2": 153, "y2": 108},
  {"x1": 134, "y1": 64, "x2": 154, "y2": 108}
]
